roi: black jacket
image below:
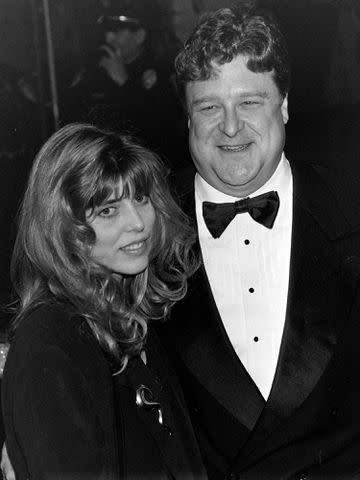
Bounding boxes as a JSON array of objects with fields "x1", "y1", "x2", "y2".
[{"x1": 2, "y1": 303, "x2": 207, "y2": 480}]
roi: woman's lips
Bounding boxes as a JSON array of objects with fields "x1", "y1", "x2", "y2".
[{"x1": 120, "y1": 238, "x2": 148, "y2": 253}]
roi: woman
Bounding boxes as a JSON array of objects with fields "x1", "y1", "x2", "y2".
[{"x1": 1, "y1": 124, "x2": 206, "y2": 480}]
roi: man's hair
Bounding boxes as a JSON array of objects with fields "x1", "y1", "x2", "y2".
[
  {"x1": 11, "y1": 123, "x2": 197, "y2": 371},
  {"x1": 175, "y1": 7, "x2": 290, "y2": 105}
]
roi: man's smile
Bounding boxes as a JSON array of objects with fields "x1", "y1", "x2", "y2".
[{"x1": 218, "y1": 142, "x2": 253, "y2": 152}]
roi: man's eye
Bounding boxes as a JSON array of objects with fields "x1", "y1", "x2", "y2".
[
  {"x1": 201, "y1": 105, "x2": 216, "y2": 111},
  {"x1": 242, "y1": 100, "x2": 259, "y2": 106}
]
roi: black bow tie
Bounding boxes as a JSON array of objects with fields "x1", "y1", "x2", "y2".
[{"x1": 202, "y1": 191, "x2": 280, "y2": 239}]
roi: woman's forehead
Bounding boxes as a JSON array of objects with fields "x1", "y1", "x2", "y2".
[
  {"x1": 103, "y1": 177, "x2": 142, "y2": 201},
  {"x1": 107, "y1": 178, "x2": 124, "y2": 200}
]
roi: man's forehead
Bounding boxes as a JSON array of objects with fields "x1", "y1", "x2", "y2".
[
  {"x1": 185, "y1": 58, "x2": 277, "y2": 97},
  {"x1": 105, "y1": 26, "x2": 132, "y2": 35},
  {"x1": 186, "y1": 56, "x2": 276, "y2": 91}
]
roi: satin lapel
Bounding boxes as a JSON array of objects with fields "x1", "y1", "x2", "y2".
[
  {"x1": 236, "y1": 163, "x2": 350, "y2": 463},
  {"x1": 181, "y1": 263, "x2": 265, "y2": 430},
  {"x1": 172, "y1": 171, "x2": 265, "y2": 430},
  {"x1": 253, "y1": 202, "x2": 336, "y2": 430}
]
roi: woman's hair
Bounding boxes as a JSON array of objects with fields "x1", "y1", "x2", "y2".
[
  {"x1": 175, "y1": 7, "x2": 290, "y2": 107},
  {"x1": 11, "y1": 123, "x2": 197, "y2": 370}
]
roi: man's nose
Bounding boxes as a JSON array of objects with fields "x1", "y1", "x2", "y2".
[
  {"x1": 219, "y1": 108, "x2": 245, "y2": 137},
  {"x1": 105, "y1": 31, "x2": 115, "y2": 44}
]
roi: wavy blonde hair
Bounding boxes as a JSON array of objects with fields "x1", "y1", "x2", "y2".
[{"x1": 11, "y1": 123, "x2": 197, "y2": 370}]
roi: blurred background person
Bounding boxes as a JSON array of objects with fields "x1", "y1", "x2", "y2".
[{"x1": 63, "y1": 4, "x2": 185, "y2": 170}]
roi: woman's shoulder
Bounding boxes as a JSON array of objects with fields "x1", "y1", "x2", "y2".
[
  {"x1": 13, "y1": 302, "x2": 85, "y2": 346},
  {"x1": 6, "y1": 302, "x2": 99, "y2": 375}
]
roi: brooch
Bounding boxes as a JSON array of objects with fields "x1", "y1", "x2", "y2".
[{"x1": 135, "y1": 384, "x2": 172, "y2": 436}]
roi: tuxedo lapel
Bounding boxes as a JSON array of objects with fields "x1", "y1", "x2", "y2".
[
  {"x1": 233, "y1": 162, "x2": 354, "y2": 464},
  {"x1": 263, "y1": 163, "x2": 352, "y2": 420},
  {"x1": 181, "y1": 263, "x2": 265, "y2": 430},
  {"x1": 249, "y1": 202, "x2": 336, "y2": 435}
]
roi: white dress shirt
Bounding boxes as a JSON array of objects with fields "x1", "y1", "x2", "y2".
[{"x1": 195, "y1": 155, "x2": 293, "y2": 399}]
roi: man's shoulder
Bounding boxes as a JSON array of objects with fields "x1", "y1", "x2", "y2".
[{"x1": 292, "y1": 160, "x2": 360, "y2": 238}]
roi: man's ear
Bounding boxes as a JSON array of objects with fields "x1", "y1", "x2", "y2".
[
  {"x1": 135, "y1": 28, "x2": 146, "y2": 46},
  {"x1": 281, "y1": 94, "x2": 289, "y2": 124}
]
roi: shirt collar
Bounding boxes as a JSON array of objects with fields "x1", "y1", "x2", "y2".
[{"x1": 195, "y1": 153, "x2": 291, "y2": 203}]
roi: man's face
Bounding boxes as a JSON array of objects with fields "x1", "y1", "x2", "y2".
[
  {"x1": 105, "y1": 28, "x2": 141, "y2": 62},
  {"x1": 186, "y1": 55, "x2": 289, "y2": 197}
]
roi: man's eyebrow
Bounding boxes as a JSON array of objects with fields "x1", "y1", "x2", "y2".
[
  {"x1": 190, "y1": 96, "x2": 218, "y2": 107},
  {"x1": 190, "y1": 90, "x2": 270, "y2": 107},
  {"x1": 246, "y1": 91, "x2": 269, "y2": 99}
]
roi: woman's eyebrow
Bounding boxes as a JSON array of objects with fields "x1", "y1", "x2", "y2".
[{"x1": 102, "y1": 196, "x2": 122, "y2": 205}]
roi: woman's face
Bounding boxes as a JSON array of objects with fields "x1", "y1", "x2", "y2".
[{"x1": 87, "y1": 180, "x2": 156, "y2": 275}]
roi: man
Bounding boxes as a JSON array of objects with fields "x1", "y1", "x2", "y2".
[{"x1": 160, "y1": 7, "x2": 360, "y2": 479}]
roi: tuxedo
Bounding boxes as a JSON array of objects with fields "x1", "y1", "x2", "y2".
[{"x1": 158, "y1": 159, "x2": 360, "y2": 479}]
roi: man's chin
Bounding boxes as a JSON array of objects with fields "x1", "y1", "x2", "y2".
[{"x1": 212, "y1": 172, "x2": 261, "y2": 197}]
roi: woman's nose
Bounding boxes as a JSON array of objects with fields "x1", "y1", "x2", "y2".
[{"x1": 123, "y1": 202, "x2": 145, "y2": 232}]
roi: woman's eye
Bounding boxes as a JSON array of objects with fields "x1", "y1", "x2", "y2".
[
  {"x1": 98, "y1": 206, "x2": 117, "y2": 218},
  {"x1": 134, "y1": 194, "x2": 149, "y2": 205}
]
